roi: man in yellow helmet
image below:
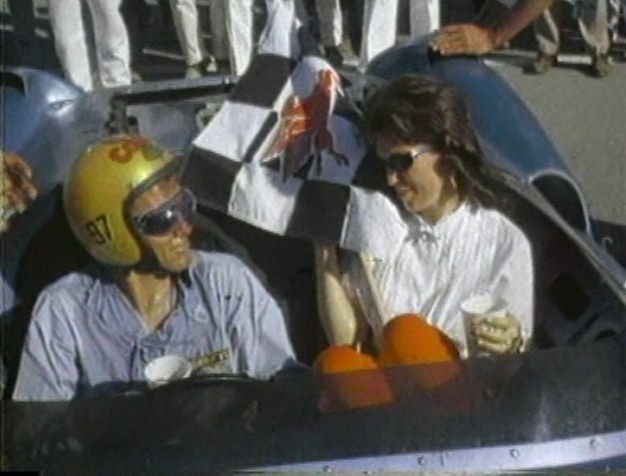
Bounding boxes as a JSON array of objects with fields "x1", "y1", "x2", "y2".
[{"x1": 13, "y1": 135, "x2": 296, "y2": 400}]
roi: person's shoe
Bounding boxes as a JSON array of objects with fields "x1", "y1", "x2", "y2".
[
  {"x1": 202, "y1": 55, "x2": 218, "y2": 74},
  {"x1": 185, "y1": 55, "x2": 218, "y2": 79},
  {"x1": 590, "y1": 53, "x2": 611, "y2": 78},
  {"x1": 324, "y1": 46, "x2": 344, "y2": 67},
  {"x1": 526, "y1": 53, "x2": 556, "y2": 74},
  {"x1": 216, "y1": 59, "x2": 230, "y2": 74},
  {"x1": 131, "y1": 70, "x2": 143, "y2": 83},
  {"x1": 186, "y1": 62, "x2": 204, "y2": 79}
]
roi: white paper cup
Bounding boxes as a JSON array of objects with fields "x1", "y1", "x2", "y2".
[
  {"x1": 461, "y1": 293, "x2": 508, "y2": 357},
  {"x1": 144, "y1": 355, "x2": 193, "y2": 388}
]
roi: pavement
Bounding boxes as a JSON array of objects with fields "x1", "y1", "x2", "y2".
[
  {"x1": 483, "y1": 41, "x2": 626, "y2": 266},
  {"x1": 487, "y1": 50, "x2": 625, "y2": 222}
]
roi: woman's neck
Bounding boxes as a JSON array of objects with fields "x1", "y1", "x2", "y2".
[{"x1": 421, "y1": 190, "x2": 463, "y2": 225}]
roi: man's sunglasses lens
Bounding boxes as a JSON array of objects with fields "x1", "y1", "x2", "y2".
[
  {"x1": 135, "y1": 189, "x2": 196, "y2": 236},
  {"x1": 140, "y1": 211, "x2": 178, "y2": 236}
]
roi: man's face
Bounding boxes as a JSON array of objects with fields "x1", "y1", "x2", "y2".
[
  {"x1": 130, "y1": 176, "x2": 194, "y2": 273},
  {"x1": 376, "y1": 135, "x2": 456, "y2": 223}
]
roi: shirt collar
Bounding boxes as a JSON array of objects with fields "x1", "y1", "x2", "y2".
[{"x1": 406, "y1": 201, "x2": 471, "y2": 241}]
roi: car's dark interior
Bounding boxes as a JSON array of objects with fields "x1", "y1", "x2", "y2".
[{"x1": 498, "y1": 179, "x2": 626, "y2": 350}]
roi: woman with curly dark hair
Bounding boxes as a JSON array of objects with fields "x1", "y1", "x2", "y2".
[{"x1": 315, "y1": 74, "x2": 534, "y2": 370}]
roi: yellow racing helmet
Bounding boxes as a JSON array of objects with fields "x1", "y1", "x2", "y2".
[{"x1": 64, "y1": 135, "x2": 180, "y2": 266}]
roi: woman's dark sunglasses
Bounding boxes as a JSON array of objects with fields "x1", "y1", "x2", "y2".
[
  {"x1": 381, "y1": 146, "x2": 435, "y2": 173},
  {"x1": 133, "y1": 188, "x2": 197, "y2": 236}
]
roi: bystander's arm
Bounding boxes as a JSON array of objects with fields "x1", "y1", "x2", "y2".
[{"x1": 432, "y1": 0, "x2": 555, "y2": 55}]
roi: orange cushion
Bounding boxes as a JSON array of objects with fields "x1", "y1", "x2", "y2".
[
  {"x1": 315, "y1": 345, "x2": 394, "y2": 410},
  {"x1": 379, "y1": 314, "x2": 460, "y2": 366},
  {"x1": 314, "y1": 345, "x2": 379, "y2": 373}
]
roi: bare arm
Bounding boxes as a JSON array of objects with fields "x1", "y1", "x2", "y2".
[
  {"x1": 314, "y1": 244, "x2": 369, "y2": 348},
  {"x1": 432, "y1": 0, "x2": 555, "y2": 56},
  {"x1": 474, "y1": 0, "x2": 512, "y2": 27}
]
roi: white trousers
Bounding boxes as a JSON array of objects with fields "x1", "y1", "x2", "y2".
[
  {"x1": 315, "y1": 0, "x2": 440, "y2": 67},
  {"x1": 315, "y1": 0, "x2": 344, "y2": 46},
  {"x1": 48, "y1": 0, "x2": 131, "y2": 91},
  {"x1": 534, "y1": 0, "x2": 610, "y2": 55},
  {"x1": 209, "y1": 0, "x2": 255, "y2": 75},
  {"x1": 410, "y1": 0, "x2": 440, "y2": 39},
  {"x1": 169, "y1": 0, "x2": 207, "y2": 66},
  {"x1": 360, "y1": 0, "x2": 398, "y2": 66}
]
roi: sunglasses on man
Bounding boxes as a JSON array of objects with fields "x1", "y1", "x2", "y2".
[
  {"x1": 380, "y1": 146, "x2": 435, "y2": 173},
  {"x1": 133, "y1": 188, "x2": 197, "y2": 236}
]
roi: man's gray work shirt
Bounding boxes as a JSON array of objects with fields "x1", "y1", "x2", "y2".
[{"x1": 13, "y1": 251, "x2": 296, "y2": 401}]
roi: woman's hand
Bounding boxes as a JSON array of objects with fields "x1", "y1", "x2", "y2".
[{"x1": 472, "y1": 314, "x2": 522, "y2": 354}]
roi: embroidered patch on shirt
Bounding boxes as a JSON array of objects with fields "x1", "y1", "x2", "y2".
[{"x1": 191, "y1": 349, "x2": 232, "y2": 375}]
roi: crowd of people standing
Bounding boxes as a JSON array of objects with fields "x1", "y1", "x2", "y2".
[{"x1": 5, "y1": 0, "x2": 624, "y2": 91}]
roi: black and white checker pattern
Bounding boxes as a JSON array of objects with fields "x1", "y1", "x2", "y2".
[{"x1": 183, "y1": 0, "x2": 407, "y2": 259}]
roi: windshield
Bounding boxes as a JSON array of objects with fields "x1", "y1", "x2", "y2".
[{"x1": 5, "y1": 334, "x2": 626, "y2": 473}]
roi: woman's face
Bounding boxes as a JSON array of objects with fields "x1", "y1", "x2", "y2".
[{"x1": 376, "y1": 135, "x2": 460, "y2": 223}]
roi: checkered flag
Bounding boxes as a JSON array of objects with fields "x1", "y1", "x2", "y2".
[{"x1": 183, "y1": 0, "x2": 407, "y2": 259}]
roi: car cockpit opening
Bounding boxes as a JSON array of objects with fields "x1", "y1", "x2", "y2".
[{"x1": 531, "y1": 172, "x2": 590, "y2": 235}]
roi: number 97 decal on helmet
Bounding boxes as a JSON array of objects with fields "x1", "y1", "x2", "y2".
[{"x1": 84, "y1": 214, "x2": 113, "y2": 245}]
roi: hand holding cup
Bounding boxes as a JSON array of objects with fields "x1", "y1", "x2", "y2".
[
  {"x1": 462, "y1": 293, "x2": 522, "y2": 357},
  {"x1": 472, "y1": 314, "x2": 522, "y2": 355}
]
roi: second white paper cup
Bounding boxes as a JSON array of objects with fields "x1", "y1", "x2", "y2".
[{"x1": 144, "y1": 355, "x2": 193, "y2": 388}]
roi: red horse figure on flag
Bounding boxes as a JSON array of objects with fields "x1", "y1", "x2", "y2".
[{"x1": 264, "y1": 68, "x2": 349, "y2": 179}]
